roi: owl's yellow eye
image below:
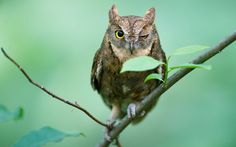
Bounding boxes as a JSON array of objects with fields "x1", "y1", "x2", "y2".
[{"x1": 115, "y1": 30, "x2": 124, "y2": 39}]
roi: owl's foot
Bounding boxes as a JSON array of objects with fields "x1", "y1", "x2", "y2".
[
  {"x1": 104, "y1": 119, "x2": 116, "y2": 141},
  {"x1": 104, "y1": 129, "x2": 112, "y2": 142},
  {"x1": 127, "y1": 103, "x2": 137, "y2": 118}
]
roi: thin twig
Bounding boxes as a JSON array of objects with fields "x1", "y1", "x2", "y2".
[
  {"x1": 1, "y1": 48, "x2": 108, "y2": 128},
  {"x1": 98, "y1": 31, "x2": 236, "y2": 147},
  {"x1": 115, "y1": 138, "x2": 122, "y2": 147}
]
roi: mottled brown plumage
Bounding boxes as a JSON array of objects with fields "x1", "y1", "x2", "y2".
[{"x1": 91, "y1": 5, "x2": 166, "y2": 124}]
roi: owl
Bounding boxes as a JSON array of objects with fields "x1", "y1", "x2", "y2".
[{"x1": 91, "y1": 5, "x2": 166, "y2": 126}]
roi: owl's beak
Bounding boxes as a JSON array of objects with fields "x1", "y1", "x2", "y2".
[
  {"x1": 129, "y1": 41, "x2": 135, "y2": 53},
  {"x1": 130, "y1": 42, "x2": 134, "y2": 50},
  {"x1": 125, "y1": 35, "x2": 137, "y2": 53}
]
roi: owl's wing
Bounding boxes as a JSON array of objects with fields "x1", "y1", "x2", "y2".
[
  {"x1": 91, "y1": 48, "x2": 103, "y2": 91},
  {"x1": 150, "y1": 40, "x2": 167, "y2": 79}
]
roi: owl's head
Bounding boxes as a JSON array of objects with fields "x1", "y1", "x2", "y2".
[{"x1": 107, "y1": 5, "x2": 159, "y2": 61}]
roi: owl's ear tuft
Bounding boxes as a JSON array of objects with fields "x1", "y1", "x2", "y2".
[
  {"x1": 109, "y1": 4, "x2": 120, "y2": 23},
  {"x1": 144, "y1": 7, "x2": 155, "y2": 25}
]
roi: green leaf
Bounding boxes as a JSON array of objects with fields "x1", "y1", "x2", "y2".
[
  {"x1": 14, "y1": 127, "x2": 84, "y2": 147},
  {"x1": 172, "y1": 45, "x2": 209, "y2": 56},
  {"x1": 169, "y1": 63, "x2": 212, "y2": 72},
  {"x1": 0, "y1": 104, "x2": 24, "y2": 122},
  {"x1": 121, "y1": 56, "x2": 164, "y2": 73},
  {"x1": 144, "y1": 73, "x2": 163, "y2": 82}
]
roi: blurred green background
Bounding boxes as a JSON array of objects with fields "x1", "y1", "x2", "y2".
[{"x1": 0, "y1": 0, "x2": 236, "y2": 146}]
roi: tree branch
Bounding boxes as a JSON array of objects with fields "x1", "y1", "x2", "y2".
[
  {"x1": 0, "y1": 48, "x2": 108, "y2": 128},
  {"x1": 2, "y1": 30, "x2": 236, "y2": 147},
  {"x1": 98, "y1": 31, "x2": 236, "y2": 147}
]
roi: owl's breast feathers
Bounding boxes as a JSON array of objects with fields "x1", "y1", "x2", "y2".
[{"x1": 91, "y1": 39, "x2": 166, "y2": 106}]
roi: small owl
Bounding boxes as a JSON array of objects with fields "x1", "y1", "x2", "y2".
[{"x1": 91, "y1": 5, "x2": 166, "y2": 125}]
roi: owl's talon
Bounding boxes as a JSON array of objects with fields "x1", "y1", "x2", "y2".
[
  {"x1": 127, "y1": 103, "x2": 136, "y2": 118},
  {"x1": 104, "y1": 131, "x2": 112, "y2": 142},
  {"x1": 140, "y1": 110, "x2": 146, "y2": 117},
  {"x1": 106, "y1": 119, "x2": 116, "y2": 129},
  {"x1": 104, "y1": 126, "x2": 112, "y2": 142},
  {"x1": 104, "y1": 119, "x2": 117, "y2": 142}
]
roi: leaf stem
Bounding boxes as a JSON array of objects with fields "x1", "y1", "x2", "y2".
[{"x1": 163, "y1": 56, "x2": 171, "y2": 85}]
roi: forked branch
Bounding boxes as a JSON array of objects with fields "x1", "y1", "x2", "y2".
[
  {"x1": 1, "y1": 30, "x2": 236, "y2": 147},
  {"x1": 1, "y1": 48, "x2": 108, "y2": 128}
]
